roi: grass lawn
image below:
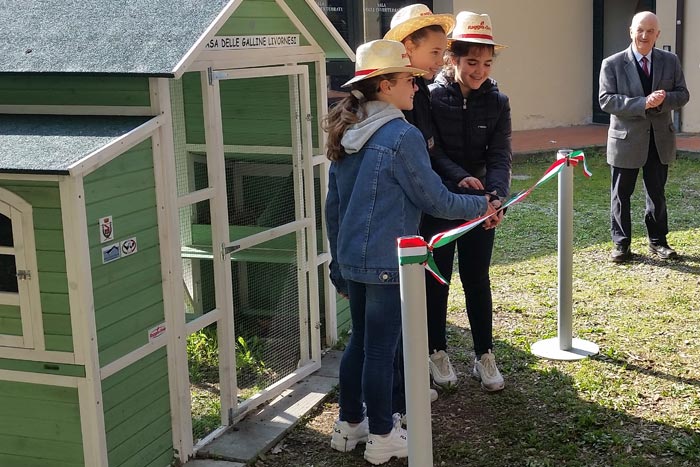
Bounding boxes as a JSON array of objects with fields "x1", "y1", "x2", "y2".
[{"x1": 258, "y1": 151, "x2": 700, "y2": 467}]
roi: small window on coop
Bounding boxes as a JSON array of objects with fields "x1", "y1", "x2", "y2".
[{"x1": 0, "y1": 191, "x2": 41, "y2": 349}]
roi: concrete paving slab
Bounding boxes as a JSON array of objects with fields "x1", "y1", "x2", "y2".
[{"x1": 188, "y1": 350, "x2": 341, "y2": 465}]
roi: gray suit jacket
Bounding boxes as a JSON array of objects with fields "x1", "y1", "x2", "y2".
[{"x1": 599, "y1": 45, "x2": 690, "y2": 168}]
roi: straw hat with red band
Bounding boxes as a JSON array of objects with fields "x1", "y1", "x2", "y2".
[
  {"x1": 383, "y1": 4, "x2": 455, "y2": 42},
  {"x1": 342, "y1": 40, "x2": 427, "y2": 88},
  {"x1": 449, "y1": 11, "x2": 507, "y2": 49}
]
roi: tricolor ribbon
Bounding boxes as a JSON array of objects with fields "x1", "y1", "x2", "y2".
[{"x1": 398, "y1": 151, "x2": 591, "y2": 284}]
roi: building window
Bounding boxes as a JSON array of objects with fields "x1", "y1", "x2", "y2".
[
  {"x1": 316, "y1": 1, "x2": 434, "y2": 98},
  {"x1": 0, "y1": 190, "x2": 40, "y2": 349}
]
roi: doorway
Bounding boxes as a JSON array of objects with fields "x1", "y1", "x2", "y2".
[{"x1": 592, "y1": 0, "x2": 656, "y2": 123}]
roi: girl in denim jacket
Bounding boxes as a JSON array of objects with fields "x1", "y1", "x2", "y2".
[{"x1": 325, "y1": 39, "x2": 494, "y2": 465}]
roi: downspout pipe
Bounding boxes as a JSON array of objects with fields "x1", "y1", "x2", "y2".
[{"x1": 674, "y1": 0, "x2": 685, "y2": 132}]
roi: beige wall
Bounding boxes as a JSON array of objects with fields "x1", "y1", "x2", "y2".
[
  {"x1": 435, "y1": 0, "x2": 593, "y2": 131},
  {"x1": 433, "y1": 0, "x2": 697, "y2": 133},
  {"x1": 680, "y1": 1, "x2": 700, "y2": 132}
]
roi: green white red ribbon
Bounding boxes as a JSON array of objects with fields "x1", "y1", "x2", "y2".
[{"x1": 398, "y1": 150, "x2": 591, "y2": 284}]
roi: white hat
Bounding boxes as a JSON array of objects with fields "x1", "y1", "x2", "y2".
[
  {"x1": 383, "y1": 4, "x2": 455, "y2": 42},
  {"x1": 342, "y1": 40, "x2": 427, "y2": 88},
  {"x1": 450, "y1": 11, "x2": 507, "y2": 49}
]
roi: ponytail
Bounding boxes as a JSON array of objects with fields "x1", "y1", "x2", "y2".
[{"x1": 322, "y1": 75, "x2": 389, "y2": 162}]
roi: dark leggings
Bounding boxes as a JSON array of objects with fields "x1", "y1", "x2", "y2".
[{"x1": 420, "y1": 214, "x2": 495, "y2": 356}]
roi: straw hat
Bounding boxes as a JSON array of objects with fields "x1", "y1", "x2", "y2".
[
  {"x1": 342, "y1": 40, "x2": 427, "y2": 88},
  {"x1": 450, "y1": 11, "x2": 507, "y2": 49},
  {"x1": 383, "y1": 4, "x2": 455, "y2": 42}
]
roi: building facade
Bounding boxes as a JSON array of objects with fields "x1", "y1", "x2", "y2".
[{"x1": 317, "y1": 0, "x2": 699, "y2": 132}]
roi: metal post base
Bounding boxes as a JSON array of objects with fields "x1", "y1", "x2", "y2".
[{"x1": 531, "y1": 337, "x2": 599, "y2": 361}]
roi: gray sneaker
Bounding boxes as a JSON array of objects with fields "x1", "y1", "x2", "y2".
[
  {"x1": 472, "y1": 350, "x2": 504, "y2": 392},
  {"x1": 429, "y1": 350, "x2": 458, "y2": 387}
]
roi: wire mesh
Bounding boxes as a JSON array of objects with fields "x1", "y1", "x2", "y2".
[
  {"x1": 230, "y1": 232, "x2": 302, "y2": 399},
  {"x1": 180, "y1": 200, "x2": 223, "y2": 444},
  {"x1": 174, "y1": 69, "x2": 324, "y2": 441},
  {"x1": 188, "y1": 321, "x2": 221, "y2": 445}
]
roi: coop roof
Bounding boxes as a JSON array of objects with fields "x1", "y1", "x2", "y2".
[
  {"x1": 0, "y1": 0, "x2": 353, "y2": 77},
  {"x1": 0, "y1": 115, "x2": 151, "y2": 175}
]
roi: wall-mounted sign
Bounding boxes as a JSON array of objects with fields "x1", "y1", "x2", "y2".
[
  {"x1": 205, "y1": 34, "x2": 300, "y2": 50},
  {"x1": 99, "y1": 216, "x2": 113, "y2": 243}
]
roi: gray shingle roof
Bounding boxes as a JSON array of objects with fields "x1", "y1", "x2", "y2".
[
  {"x1": 0, "y1": 115, "x2": 150, "y2": 174},
  {"x1": 0, "y1": 0, "x2": 230, "y2": 75}
]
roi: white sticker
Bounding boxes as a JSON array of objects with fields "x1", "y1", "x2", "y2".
[
  {"x1": 99, "y1": 216, "x2": 114, "y2": 243},
  {"x1": 101, "y1": 243, "x2": 120, "y2": 264},
  {"x1": 120, "y1": 237, "x2": 138, "y2": 257},
  {"x1": 148, "y1": 324, "x2": 166, "y2": 341}
]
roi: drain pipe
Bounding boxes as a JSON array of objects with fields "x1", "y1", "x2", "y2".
[{"x1": 674, "y1": 0, "x2": 685, "y2": 132}]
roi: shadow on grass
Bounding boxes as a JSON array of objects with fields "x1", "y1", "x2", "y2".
[
  {"x1": 640, "y1": 254, "x2": 700, "y2": 276},
  {"x1": 258, "y1": 336, "x2": 699, "y2": 467},
  {"x1": 593, "y1": 353, "x2": 700, "y2": 390},
  {"x1": 427, "y1": 335, "x2": 700, "y2": 467}
]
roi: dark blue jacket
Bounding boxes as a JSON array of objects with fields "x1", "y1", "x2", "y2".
[{"x1": 429, "y1": 74, "x2": 512, "y2": 198}]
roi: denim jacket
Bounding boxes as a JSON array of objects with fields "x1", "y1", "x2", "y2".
[{"x1": 325, "y1": 109, "x2": 488, "y2": 294}]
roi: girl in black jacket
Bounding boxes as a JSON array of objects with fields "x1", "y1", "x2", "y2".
[
  {"x1": 422, "y1": 11, "x2": 512, "y2": 392},
  {"x1": 382, "y1": 3, "x2": 455, "y2": 415}
]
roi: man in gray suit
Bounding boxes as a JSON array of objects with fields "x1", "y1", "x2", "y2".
[{"x1": 599, "y1": 11, "x2": 689, "y2": 263}]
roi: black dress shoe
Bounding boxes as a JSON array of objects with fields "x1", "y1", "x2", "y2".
[
  {"x1": 610, "y1": 244, "x2": 631, "y2": 263},
  {"x1": 649, "y1": 243, "x2": 678, "y2": 259}
]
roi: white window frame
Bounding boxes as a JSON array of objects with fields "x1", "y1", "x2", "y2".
[{"x1": 0, "y1": 188, "x2": 43, "y2": 350}]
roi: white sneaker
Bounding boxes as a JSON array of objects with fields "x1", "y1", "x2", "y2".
[
  {"x1": 429, "y1": 350, "x2": 458, "y2": 387},
  {"x1": 364, "y1": 415, "x2": 408, "y2": 465},
  {"x1": 330, "y1": 417, "x2": 369, "y2": 452},
  {"x1": 472, "y1": 350, "x2": 505, "y2": 392}
]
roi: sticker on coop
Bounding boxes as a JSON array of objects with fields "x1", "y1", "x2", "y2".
[
  {"x1": 101, "y1": 243, "x2": 120, "y2": 264},
  {"x1": 120, "y1": 237, "x2": 138, "y2": 257},
  {"x1": 99, "y1": 216, "x2": 114, "y2": 243}
]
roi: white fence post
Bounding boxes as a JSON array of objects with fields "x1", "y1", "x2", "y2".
[
  {"x1": 397, "y1": 236, "x2": 434, "y2": 466},
  {"x1": 531, "y1": 150, "x2": 599, "y2": 360}
]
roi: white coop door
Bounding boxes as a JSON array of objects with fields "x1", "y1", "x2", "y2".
[{"x1": 200, "y1": 64, "x2": 322, "y2": 434}]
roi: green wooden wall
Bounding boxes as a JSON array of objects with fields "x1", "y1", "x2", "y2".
[
  {"x1": 218, "y1": 0, "x2": 310, "y2": 45},
  {"x1": 0, "y1": 180, "x2": 72, "y2": 352},
  {"x1": 0, "y1": 75, "x2": 150, "y2": 107},
  {"x1": 83, "y1": 139, "x2": 164, "y2": 366},
  {"x1": 0, "y1": 380, "x2": 83, "y2": 466},
  {"x1": 102, "y1": 347, "x2": 173, "y2": 467},
  {"x1": 182, "y1": 65, "x2": 319, "y2": 148}
]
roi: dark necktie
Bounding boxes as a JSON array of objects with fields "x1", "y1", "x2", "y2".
[{"x1": 641, "y1": 56, "x2": 650, "y2": 77}]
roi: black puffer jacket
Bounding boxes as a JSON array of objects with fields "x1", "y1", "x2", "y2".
[
  {"x1": 403, "y1": 76, "x2": 435, "y2": 151},
  {"x1": 429, "y1": 73, "x2": 512, "y2": 198}
]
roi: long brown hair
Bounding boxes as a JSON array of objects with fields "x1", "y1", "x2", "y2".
[{"x1": 323, "y1": 73, "x2": 400, "y2": 162}]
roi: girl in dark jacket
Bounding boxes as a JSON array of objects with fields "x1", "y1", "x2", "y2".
[
  {"x1": 422, "y1": 11, "x2": 512, "y2": 392},
  {"x1": 383, "y1": 3, "x2": 455, "y2": 413}
]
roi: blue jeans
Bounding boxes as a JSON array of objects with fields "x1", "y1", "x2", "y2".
[{"x1": 339, "y1": 280, "x2": 402, "y2": 435}]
